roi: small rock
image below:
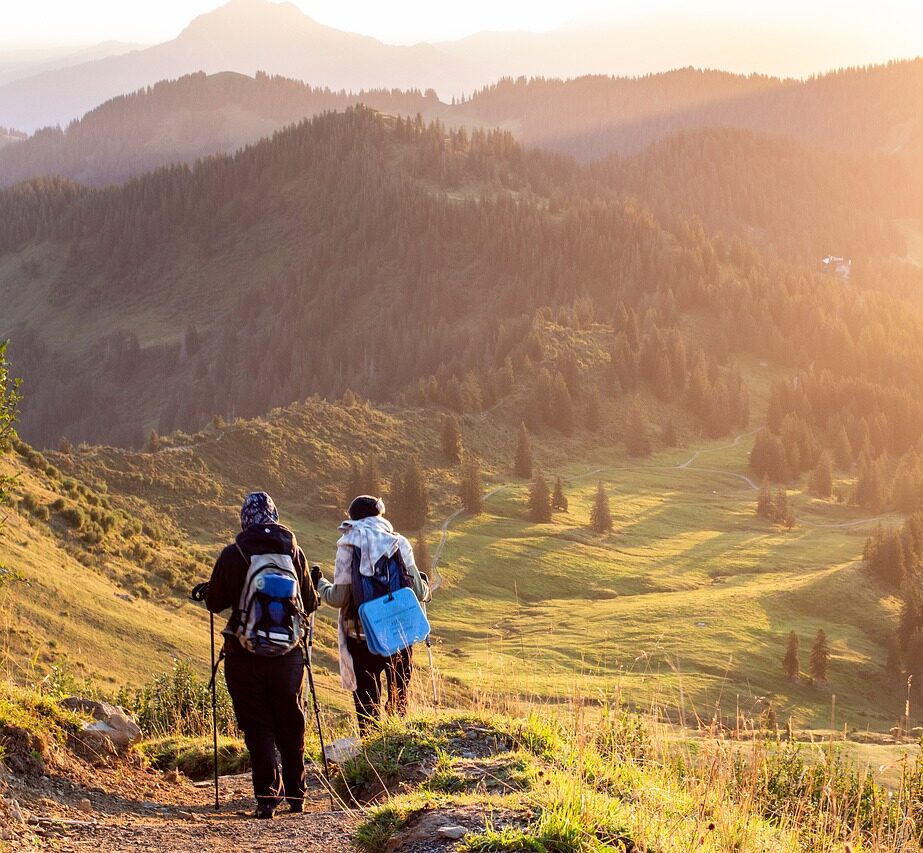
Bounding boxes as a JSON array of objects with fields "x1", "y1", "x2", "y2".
[
  {"x1": 163, "y1": 769, "x2": 182, "y2": 784},
  {"x1": 466, "y1": 731, "x2": 478, "y2": 740},
  {"x1": 76, "y1": 798, "x2": 92, "y2": 813},
  {"x1": 7, "y1": 798, "x2": 25, "y2": 825},
  {"x1": 142, "y1": 801, "x2": 158, "y2": 810},
  {"x1": 437, "y1": 826, "x2": 468, "y2": 840},
  {"x1": 0, "y1": 828, "x2": 11, "y2": 840}
]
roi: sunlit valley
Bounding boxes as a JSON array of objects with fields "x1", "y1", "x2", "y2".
[{"x1": 1, "y1": 2, "x2": 923, "y2": 850}]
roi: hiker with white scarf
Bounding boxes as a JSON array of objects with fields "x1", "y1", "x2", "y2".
[{"x1": 316, "y1": 495, "x2": 430, "y2": 733}]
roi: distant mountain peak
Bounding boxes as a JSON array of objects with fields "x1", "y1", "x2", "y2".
[{"x1": 179, "y1": 0, "x2": 328, "y2": 36}]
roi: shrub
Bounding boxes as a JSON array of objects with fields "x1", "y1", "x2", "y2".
[
  {"x1": 117, "y1": 661, "x2": 237, "y2": 738},
  {"x1": 139, "y1": 735, "x2": 249, "y2": 780},
  {"x1": 59, "y1": 506, "x2": 85, "y2": 529}
]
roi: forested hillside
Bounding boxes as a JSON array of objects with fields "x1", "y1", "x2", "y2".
[
  {"x1": 596, "y1": 127, "x2": 911, "y2": 262},
  {"x1": 2, "y1": 106, "x2": 923, "y2": 464},
  {"x1": 0, "y1": 107, "x2": 741, "y2": 448},
  {"x1": 0, "y1": 71, "x2": 453, "y2": 187}
]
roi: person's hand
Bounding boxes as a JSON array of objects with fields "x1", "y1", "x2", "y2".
[
  {"x1": 310, "y1": 564, "x2": 322, "y2": 589},
  {"x1": 190, "y1": 582, "x2": 209, "y2": 602}
]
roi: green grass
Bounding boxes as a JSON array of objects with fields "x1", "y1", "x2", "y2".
[
  {"x1": 138, "y1": 734, "x2": 249, "y2": 779},
  {"x1": 432, "y1": 434, "x2": 902, "y2": 730},
  {"x1": 350, "y1": 711, "x2": 923, "y2": 853}
]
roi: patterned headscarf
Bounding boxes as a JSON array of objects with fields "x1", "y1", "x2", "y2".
[{"x1": 240, "y1": 491, "x2": 279, "y2": 530}]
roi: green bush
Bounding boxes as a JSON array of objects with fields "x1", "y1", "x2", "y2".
[
  {"x1": 58, "y1": 505, "x2": 85, "y2": 529},
  {"x1": 117, "y1": 661, "x2": 237, "y2": 738},
  {"x1": 139, "y1": 735, "x2": 249, "y2": 780}
]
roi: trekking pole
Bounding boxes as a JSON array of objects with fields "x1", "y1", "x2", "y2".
[
  {"x1": 190, "y1": 582, "x2": 221, "y2": 812},
  {"x1": 421, "y1": 566, "x2": 439, "y2": 707},
  {"x1": 305, "y1": 612, "x2": 330, "y2": 778},
  {"x1": 208, "y1": 610, "x2": 220, "y2": 812},
  {"x1": 423, "y1": 605, "x2": 439, "y2": 707},
  {"x1": 304, "y1": 578, "x2": 332, "y2": 807}
]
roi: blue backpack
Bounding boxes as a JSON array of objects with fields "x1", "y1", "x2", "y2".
[
  {"x1": 232, "y1": 545, "x2": 306, "y2": 656},
  {"x1": 350, "y1": 547, "x2": 430, "y2": 657}
]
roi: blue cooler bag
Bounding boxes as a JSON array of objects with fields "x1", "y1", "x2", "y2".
[{"x1": 359, "y1": 587, "x2": 431, "y2": 657}]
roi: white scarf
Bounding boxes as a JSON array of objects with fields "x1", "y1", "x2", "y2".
[{"x1": 336, "y1": 515, "x2": 400, "y2": 576}]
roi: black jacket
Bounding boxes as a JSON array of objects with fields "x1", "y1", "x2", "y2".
[{"x1": 206, "y1": 522, "x2": 318, "y2": 656}]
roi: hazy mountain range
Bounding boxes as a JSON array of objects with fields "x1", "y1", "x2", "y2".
[
  {"x1": 0, "y1": 40, "x2": 145, "y2": 88},
  {"x1": 2, "y1": 0, "x2": 921, "y2": 134},
  {"x1": 3, "y1": 59, "x2": 923, "y2": 188}
]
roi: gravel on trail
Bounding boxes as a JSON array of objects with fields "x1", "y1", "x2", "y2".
[{"x1": 14, "y1": 769, "x2": 357, "y2": 852}]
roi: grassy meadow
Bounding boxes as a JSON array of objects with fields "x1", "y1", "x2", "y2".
[{"x1": 429, "y1": 433, "x2": 904, "y2": 732}]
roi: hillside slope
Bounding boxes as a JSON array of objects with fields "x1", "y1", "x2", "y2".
[{"x1": 0, "y1": 445, "x2": 211, "y2": 687}]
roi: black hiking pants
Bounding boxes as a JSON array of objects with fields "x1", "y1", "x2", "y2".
[
  {"x1": 224, "y1": 649, "x2": 306, "y2": 808},
  {"x1": 346, "y1": 635, "x2": 413, "y2": 734}
]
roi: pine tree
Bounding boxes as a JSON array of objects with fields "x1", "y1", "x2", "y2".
[
  {"x1": 550, "y1": 372, "x2": 575, "y2": 435},
  {"x1": 361, "y1": 455, "x2": 382, "y2": 497},
  {"x1": 529, "y1": 472, "x2": 552, "y2": 523},
  {"x1": 757, "y1": 475, "x2": 773, "y2": 519},
  {"x1": 402, "y1": 457, "x2": 429, "y2": 531},
  {"x1": 552, "y1": 476, "x2": 569, "y2": 512},
  {"x1": 749, "y1": 429, "x2": 788, "y2": 482},
  {"x1": 589, "y1": 481, "x2": 613, "y2": 533},
  {"x1": 809, "y1": 629, "x2": 831, "y2": 684},
  {"x1": 661, "y1": 419, "x2": 677, "y2": 447},
  {"x1": 856, "y1": 455, "x2": 886, "y2": 511},
  {"x1": 833, "y1": 426, "x2": 853, "y2": 470},
  {"x1": 626, "y1": 398, "x2": 651, "y2": 457},
  {"x1": 514, "y1": 422, "x2": 534, "y2": 479},
  {"x1": 459, "y1": 461, "x2": 483, "y2": 515},
  {"x1": 346, "y1": 457, "x2": 363, "y2": 506},
  {"x1": 0, "y1": 341, "x2": 21, "y2": 522},
  {"x1": 773, "y1": 487, "x2": 793, "y2": 527},
  {"x1": 585, "y1": 388, "x2": 602, "y2": 433},
  {"x1": 782, "y1": 631, "x2": 800, "y2": 680},
  {"x1": 146, "y1": 430, "x2": 160, "y2": 453},
  {"x1": 415, "y1": 533, "x2": 432, "y2": 577},
  {"x1": 809, "y1": 451, "x2": 833, "y2": 498},
  {"x1": 441, "y1": 414, "x2": 462, "y2": 465},
  {"x1": 386, "y1": 470, "x2": 405, "y2": 527}
]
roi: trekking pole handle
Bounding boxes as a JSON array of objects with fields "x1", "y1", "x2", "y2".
[{"x1": 191, "y1": 581, "x2": 210, "y2": 602}]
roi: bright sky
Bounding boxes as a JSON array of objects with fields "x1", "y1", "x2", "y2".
[{"x1": 0, "y1": 0, "x2": 921, "y2": 55}]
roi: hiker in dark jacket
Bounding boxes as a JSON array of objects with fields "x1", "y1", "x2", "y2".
[
  {"x1": 206, "y1": 491, "x2": 318, "y2": 819},
  {"x1": 316, "y1": 495, "x2": 430, "y2": 734}
]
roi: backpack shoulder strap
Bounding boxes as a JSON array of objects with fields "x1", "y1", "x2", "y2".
[{"x1": 235, "y1": 542, "x2": 248, "y2": 565}]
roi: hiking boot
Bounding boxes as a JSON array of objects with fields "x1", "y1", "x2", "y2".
[
  {"x1": 287, "y1": 799, "x2": 303, "y2": 814},
  {"x1": 255, "y1": 803, "x2": 276, "y2": 820}
]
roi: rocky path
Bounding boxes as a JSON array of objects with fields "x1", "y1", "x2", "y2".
[{"x1": 11, "y1": 766, "x2": 356, "y2": 853}]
